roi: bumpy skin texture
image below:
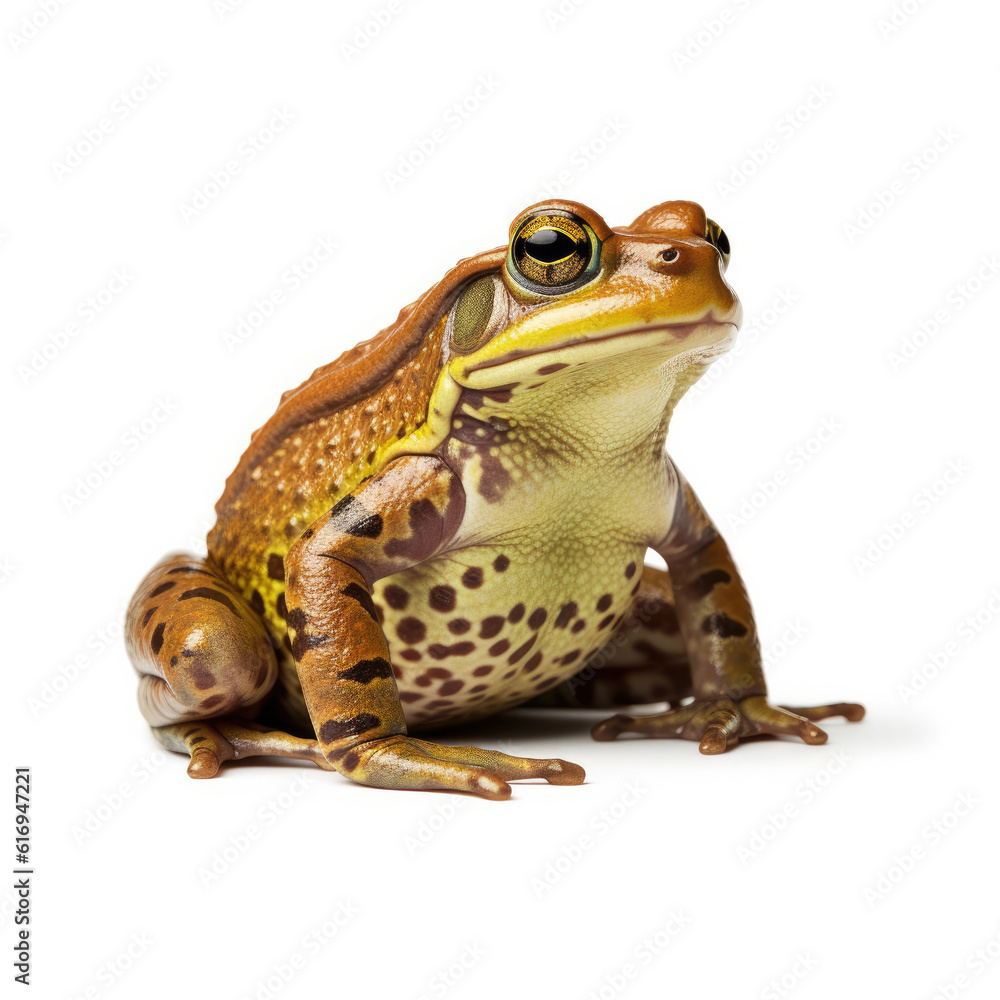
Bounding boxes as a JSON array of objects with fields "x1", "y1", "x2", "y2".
[{"x1": 125, "y1": 198, "x2": 863, "y2": 798}]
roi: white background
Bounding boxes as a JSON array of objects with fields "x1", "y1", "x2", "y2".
[{"x1": 5, "y1": 0, "x2": 1000, "y2": 997}]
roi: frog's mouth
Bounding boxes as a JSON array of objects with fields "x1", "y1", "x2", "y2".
[{"x1": 454, "y1": 318, "x2": 738, "y2": 390}]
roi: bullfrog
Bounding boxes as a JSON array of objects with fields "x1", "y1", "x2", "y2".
[{"x1": 125, "y1": 198, "x2": 864, "y2": 799}]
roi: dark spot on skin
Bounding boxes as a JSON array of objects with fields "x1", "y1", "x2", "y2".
[
  {"x1": 141, "y1": 608, "x2": 157, "y2": 628},
  {"x1": 366, "y1": 449, "x2": 376, "y2": 465},
  {"x1": 400, "y1": 649, "x2": 422, "y2": 661},
  {"x1": 384, "y1": 584, "x2": 410, "y2": 610},
  {"x1": 426, "y1": 668, "x2": 452, "y2": 678},
  {"x1": 181, "y1": 649, "x2": 196, "y2": 657},
  {"x1": 399, "y1": 691, "x2": 424, "y2": 703},
  {"x1": 631, "y1": 580, "x2": 642, "y2": 595},
  {"x1": 374, "y1": 603, "x2": 385, "y2": 625},
  {"x1": 201, "y1": 695, "x2": 225, "y2": 710},
  {"x1": 167, "y1": 565, "x2": 201, "y2": 574},
  {"x1": 428, "y1": 642, "x2": 476, "y2": 659},
  {"x1": 301, "y1": 528, "x2": 314, "y2": 540},
  {"x1": 339, "y1": 749, "x2": 360, "y2": 771},
  {"x1": 276, "y1": 593, "x2": 288, "y2": 619},
  {"x1": 346, "y1": 511, "x2": 383, "y2": 538},
  {"x1": 396, "y1": 617, "x2": 426, "y2": 644},
  {"x1": 151, "y1": 622, "x2": 166, "y2": 656},
  {"x1": 170, "y1": 656, "x2": 178, "y2": 667},
  {"x1": 469, "y1": 684, "x2": 489, "y2": 693},
  {"x1": 598, "y1": 614, "x2": 615, "y2": 630},
  {"x1": 425, "y1": 699, "x2": 454, "y2": 710},
  {"x1": 687, "y1": 569, "x2": 733, "y2": 599},
  {"x1": 480, "y1": 616, "x2": 504, "y2": 639},
  {"x1": 493, "y1": 554, "x2": 510, "y2": 573},
  {"x1": 508, "y1": 603, "x2": 525, "y2": 624},
  {"x1": 554, "y1": 602, "x2": 577, "y2": 628},
  {"x1": 571, "y1": 619, "x2": 586, "y2": 633},
  {"x1": 178, "y1": 587, "x2": 239, "y2": 615},
  {"x1": 702, "y1": 612, "x2": 748, "y2": 638},
  {"x1": 522, "y1": 652, "x2": 543, "y2": 673},
  {"x1": 562, "y1": 650, "x2": 581, "y2": 665},
  {"x1": 528, "y1": 607, "x2": 547, "y2": 630},
  {"x1": 439, "y1": 680, "x2": 464, "y2": 696},
  {"x1": 537, "y1": 362, "x2": 570, "y2": 375},
  {"x1": 429, "y1": 585, "x2": 457, "y2": 612},
  {"x1": 190, "y1": 737, "x2": 208, "y2": 745},
  {"x1": 392, "y1": 663, "x2": 402, "y2": 679},
  {"x1": 596, "y1": 593, "x2": 613, "y2": 612},
  {"x1": 535, "y1": 677, "x2": 559, "y2": 690},
  {"x1": 250, "y1": 590, "x2": 265, "y2": 615},
  {"x1": 502, "y1": 669, "x2": 516, "y2": 679},
  {"x1": 625, "y1": 561, "x2": 637, "y2": 579},
  {"x1": 189, "y1": 663, "x2": 216, "y2": 689},
  {"x1": 150, "y1": 581, "x2": 175, "y2": 598},
  {"x1": 319, "y1": 714, "x2": 381, "y2": 743},
  {"x1": 339, "y1": 657, "x2": 394, "y2": 683},
  {"x1": 508, "y1": 635, "x2": 537, "y2": 663},
  {"x1": 472, "y1": 664, "x2": 494, "y2": 677},
  {"x1": 415, "y1": 674, "x2": 433, "y2": 687},
  {"x1": 384, "y1": 499, "x2": 445, "y2": 561},
  {"x1": 342, "y1": 581, "x2": 378, "y2": 622},
  {"x1": 267, "y1": 554, "x2": 285, "y2": 581},
  {"x1": 286, "y1": 607, "x2": 330, "y2": 661},
  {"x1": 489, "y1": 639, "x2": 511, "y2": 656},
  {"x1": 448, "y1": 618, "x2": 471, "y2": 635},
  {"x1": 461, "y1": 566, "x2": 484, "y2": 589}
]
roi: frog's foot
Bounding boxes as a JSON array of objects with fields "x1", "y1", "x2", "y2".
[
  {"x1": 591, "y1": 695, "x2": 864, "y2": 754},
  {"x1": 154, "y1": 718, "x2": 336, "y2": 778},
  {"x1": 332, "y1": 735, "x2": 585, "y2": 800}
]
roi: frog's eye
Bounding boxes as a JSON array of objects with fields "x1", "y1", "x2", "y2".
[
  {"x1": 705, "y1": 219, "x2": 731, "y2": 269},
  {"x1": 508, "y1": 212, "x2": 599, "y2": 292}
]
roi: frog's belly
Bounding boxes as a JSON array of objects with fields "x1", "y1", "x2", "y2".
[{"x1": 371, "y1": 543, "x2": 645, "y2": 728}]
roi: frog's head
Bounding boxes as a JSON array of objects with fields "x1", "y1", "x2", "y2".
[{"x1": 444, "y1": 199, "x2": 741, "y2": 404}]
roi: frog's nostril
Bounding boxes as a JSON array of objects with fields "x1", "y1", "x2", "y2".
[{"x1": 659, "y1": 249, "x2": 679, "y2": 263}]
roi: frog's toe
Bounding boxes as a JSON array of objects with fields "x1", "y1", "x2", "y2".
[
  {"x1": 779, "y1": 702, "x2": 866, "y2": 723},
  {"x1": 338, "y1": 735, "x2": 584, "y2": 798}
]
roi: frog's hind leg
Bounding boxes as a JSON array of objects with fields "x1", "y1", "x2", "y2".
[{"x1": 126, "y1": 553, "x2": 319, "y2": 777}]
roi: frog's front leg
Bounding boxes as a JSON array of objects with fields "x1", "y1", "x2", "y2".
[
  {"x1": 285, "y1": 454, "x2": 585, "y2": 799},
  {"x1": 592, "y1": 474, "x2": 864, "y2": 752}
]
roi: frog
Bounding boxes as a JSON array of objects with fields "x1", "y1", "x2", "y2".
[{"x1": 125, "y1": 198, "x2": 864, "y2": 799}]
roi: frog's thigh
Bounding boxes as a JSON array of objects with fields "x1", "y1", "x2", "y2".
[
  {"x1": 126, "y1": 554, "x2": 310, "y2": 776},
  {"x1": 530, "y1": 566, "x2": 692, "y2": 709}
]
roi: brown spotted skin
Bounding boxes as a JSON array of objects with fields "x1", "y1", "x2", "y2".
[{"x1": 124, "y1": 198, "x2": 863, "y2": 797}]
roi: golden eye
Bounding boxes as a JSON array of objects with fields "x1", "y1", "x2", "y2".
[
  {"x1": 509, "y1": 213, "x2": 596, "y2": 290},
  {"x1": 705, "y1": 218, "x2": 731, "y2": 268}
]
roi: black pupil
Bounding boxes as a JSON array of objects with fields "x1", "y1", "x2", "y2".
[{"x1": 524, "y1": 228, "x2": 578, "y2": 263}]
